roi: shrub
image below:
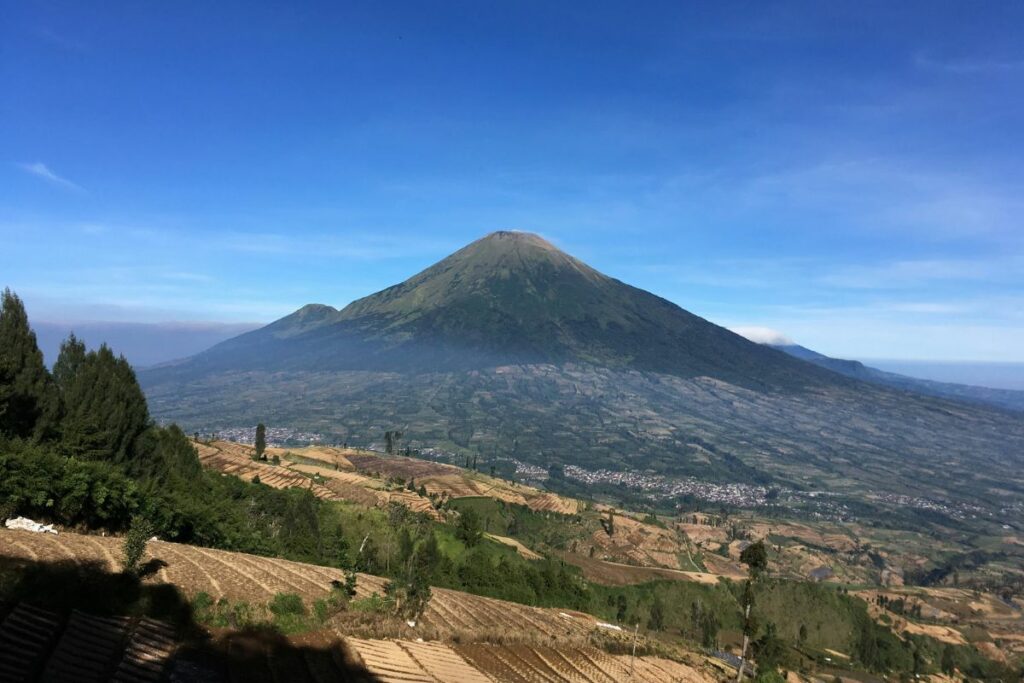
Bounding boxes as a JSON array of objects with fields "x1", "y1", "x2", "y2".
[
  {"x1": 351, "y1": 592, "x2": 392, "y2": 614},
  {"x1": 122, "y1": 515, "x2": 154, "y2": 574},
  {"x1": 269, "y1": 592, "x2": 306, "y2": 617}
]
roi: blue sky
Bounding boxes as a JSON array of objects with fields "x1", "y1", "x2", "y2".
[{"x1": 2, "y1": 1, "x2": 1023, "y2": 362}]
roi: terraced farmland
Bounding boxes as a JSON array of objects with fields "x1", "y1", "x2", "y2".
[
  {"x1": 349, "y1": 638, "x2": 714, "y2": 683},
  {"x1": 0, "y1": 528, "x2": 721, "y2": 682},
  {"x1": 0, "y1": 603, "x2": 175, "y2": 682},
  {"x1": 0, "y1": 529, "x2": 612, "y2": 644},
  {"x1": 578, "y1": 512, "x2": 692, "y2": 571},
  {"x1": 280, "y1": 444, "x2": 580, "y2": 514},
  {"x1": 196, "y1": 440, "x2": 443, "y2": 519},
  {"x1": 454, "y1": 642, "x2": 709, "y2": 683},
  {"x1": 194, "y1": 441, "x2": 340, "y2": 500}
]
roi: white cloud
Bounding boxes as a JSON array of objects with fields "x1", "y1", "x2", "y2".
[
  {"x1": 729, "y1": 325, "x2": 794, "y2": 346},
  {"x1": 18, "y1": 162, "x2": 86, "y2": 194}
]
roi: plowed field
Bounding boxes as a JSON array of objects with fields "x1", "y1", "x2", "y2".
[
  {"x1": 1, "y1": 528, "x2": 722, "y2": 681},
  {"x1": 1, "y1": 529, "x2": 612, "y2": 645}
]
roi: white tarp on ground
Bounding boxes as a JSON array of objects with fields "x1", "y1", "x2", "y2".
[{"x1": 4, "y1": 517, "x2": 58, "y2": 534}]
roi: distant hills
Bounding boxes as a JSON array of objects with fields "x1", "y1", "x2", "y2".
[
  {"x1": 141, "y1": 231, "x2": 1024, "y2": 517},
  {"x1": 33, "y1": 321, "x2": 260, "y2": 368},
  {"x1": 772, "y1": 344, "x2": 1024, "y2": 413}
]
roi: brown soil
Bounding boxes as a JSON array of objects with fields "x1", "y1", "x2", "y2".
[
  {"x1": 486, "y1": 534, "x2": 544, "y2": 560},
  {"x1": 582, "y1": 513, "x2": 687, "y2": 570}
]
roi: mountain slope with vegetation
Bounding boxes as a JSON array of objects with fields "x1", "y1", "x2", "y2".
[
  {"x1": 2, "y1": 287, "x2": 1020, "y2": 681},
  {"x1": 139, "y1": 235, "x2": 1024, "y2": 519},
  {"x1": 146, "y1": 231, "x2": 842, "y2": 386}
]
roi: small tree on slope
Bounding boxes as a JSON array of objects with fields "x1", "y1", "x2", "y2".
[{"x1": 122, "y1": 515, "x2": 155, "y2": 574}]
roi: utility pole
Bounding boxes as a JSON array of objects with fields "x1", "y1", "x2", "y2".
[
  {"x1": 736, "y1": 602, "x2": 751, "y2": 683},
  {"x1": 629, "y1": 622, "x2": 639, "y2": 678}
]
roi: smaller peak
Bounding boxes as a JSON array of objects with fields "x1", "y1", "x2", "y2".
[{"x1": 297, "y1": 303, "x2": 336, "y2": 313}]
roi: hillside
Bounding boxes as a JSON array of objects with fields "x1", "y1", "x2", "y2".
[
  {"x1": 773, "y1": 344, "x2": 1024, "y2": 412},
  {"x1": 0, "y1": 527, "x2": 719, "y2": 683},
  {"x1": 140, "y1": 232, "x2": 1024, "y2": 519}
]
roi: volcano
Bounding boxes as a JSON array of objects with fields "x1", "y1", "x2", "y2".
[
  {"x1": 140, "y1": 232, "x2": 1024, "y2": 512},
  {"x1": 153, "y1": 231, "x2": 836, "y2": 387}
]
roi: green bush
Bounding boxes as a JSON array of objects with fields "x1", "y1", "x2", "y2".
[
  {"x1": 351, "y1": 592, "x2": 392, "y2": 613},
  {"x1": 122, "y1": 515, "x2": 155, "y2": 574},
  {"x1": 269, "y1": 592, "x2": 306, "y2": 617}
]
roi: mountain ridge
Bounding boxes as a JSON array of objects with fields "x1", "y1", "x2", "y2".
[{"x1": 773, "y1": 343, "x2": 1024, "y2": 412}]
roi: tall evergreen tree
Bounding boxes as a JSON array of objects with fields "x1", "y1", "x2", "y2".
[
  {"x1": 60, "y1": 343, "x2": 149, "y2": 462},
  {"x1": 0, "y1": 289, "x2": 60, "y2": 441},
  {"x1": 52, "y1": 333, "x2": 87, "y2": 393}
]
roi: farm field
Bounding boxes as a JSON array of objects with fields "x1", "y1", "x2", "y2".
[
  {"x1": 854, "y1": 586, "x2": 1024, "y2": 659},
  {"x1": 136, "y1": 440, "x2": 1024, "y2": 674},
  {"x1": 275, "y1": 442, "x2": 581, "y2": 514},
  {"x1": 195, "y1": 440, "x2": 443, "y2": 519},
  {"x1": 194, "y1": 441, "x2": 340, "y2": 500},
  {"x1": 206, "y1": 440, "x2": 896, "y2": 587},
  {"x1": 582, "y1": 512, "x2": 690, "y2": 570},
  {"x1": 553, "y1": 550, "x2": 721, "y2": 586},
  {"x1": 0, "y1": 602, "x2": 176, "y2": 682},
  {"x1": 0, "y1": 528, "x2": 626, "y2": 646},
  {"x1": 0, "y1": 528, "x2": 726, "y2": 682}
]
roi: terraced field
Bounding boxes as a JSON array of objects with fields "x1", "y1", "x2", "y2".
[
  {"x1": 198, "y1": 441, "x2": 444, "y2": 519},
  {"x1": 0, "y1": 529, "x2": 612, "y2": 644},
  {"x1": 0, "y1": 603, "x2": 175, "y2": 682},
  {"x1": 194, "y1": 441, "x2": 340, "y2": 500},
  {"x1": 583, "y1": 512, "x2": 691, "y2": 571},
  {"x1": 458, "y1": 642, "x2": 710, "y2": 683},
  {"x1": 349, "y1": 638, "x2": 713, "y2": 683},
  {"x1": 276, "y1": 444, "x2": 580, "y2": 514},
  {"x1": 855, "y1": 586, "x2": 1024, "y2": 658},
  {"x1": 0, "y1": 528, "x2": 722, "y2": 682}
]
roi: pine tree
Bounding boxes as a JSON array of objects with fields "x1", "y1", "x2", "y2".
[
  {"x1": 59, "y1": 343, "x2": 149, "y2": 462},
  {"x1": 52, "y1": 333, "x2": 86, "y2": 393},
  {"x1": 0, "y1": 289, "x2": 61, "y2": 441}
]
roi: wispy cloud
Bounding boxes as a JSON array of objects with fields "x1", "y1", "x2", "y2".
[
  {"x1": 736, "y1": 159, "x2": 1024, "y2": 243},
  {"x1": 18, "y1": 162, "x2": 86, "y2": 194},
  {"x1": 914, "y1": 51, "x2": 1024, "y2": 74},
  {"x1": 818, "y1": 259, "x2": 997, "y2": 290}
]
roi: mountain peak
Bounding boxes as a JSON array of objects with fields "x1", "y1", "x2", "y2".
[
  {"x1": 171, "y1": 230, "x2": 838, "y2": 385},
  {"x1": 477, "y1": 230, "x2": 559, "y2": 250}
]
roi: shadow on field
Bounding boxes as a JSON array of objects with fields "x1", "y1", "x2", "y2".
[{"x1": 0, "y1": 556, "x2": 382, "y2": 682}]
